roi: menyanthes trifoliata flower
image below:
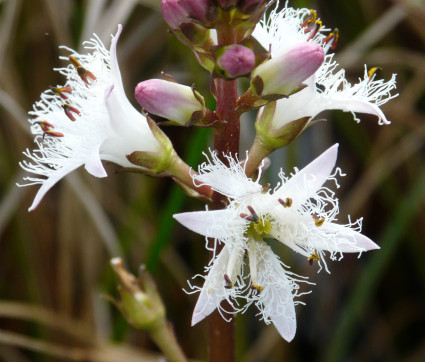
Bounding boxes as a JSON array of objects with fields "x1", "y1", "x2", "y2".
[
  {"x1": 174, "y1": 144, "x2": 379, "y2": 341},
  {"x1": 18, "y1": 25, "x2": 168, "y2": 211},
  {"x1": 253, "y1": 3, "x2": 398, "y2": 129}
]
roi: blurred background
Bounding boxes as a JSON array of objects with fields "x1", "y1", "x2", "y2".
[{"x1": 0, "y1": 0, "x2": 424, "y2": 360}]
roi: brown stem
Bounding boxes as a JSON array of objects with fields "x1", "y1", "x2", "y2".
[{"x1": 208, "y1": 24, "x2": 240, "y2": 362}]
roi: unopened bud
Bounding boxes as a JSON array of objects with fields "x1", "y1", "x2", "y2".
[
  {"x1": 217, "y1": 45, "x2": 255, "y2": 77},
  {"x1": 180, "y1": 0, "x2": 216, "y2": 25},
  {"x1": 135, "y1": 79, "x2": 204, "y2": 126},
  {"x1": 108, "y1": 258, "x2": 165, "y2": 330},
  {"x1": 251, "y1": 42, "x2": 324, "y2": 96},
  {"x1": 161, "y1": 0, "x2": 190, "y2": 29}
]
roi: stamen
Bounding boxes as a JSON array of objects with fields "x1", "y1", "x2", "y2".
[
  {"x1": 312, "y1": 213, "x2": 325, "y2": 227},
  {"x1": 308, "y1": 252, "x2": 320, "y2": 265},
  {"x1": 35, "y1": 120, "x2": 55, "y2": 132},
  {"x1": 240, "y1": 205, "x2": 259, "y2": 223},
  {"x1": 368, "y1": 67, "x2": 382, "y2": 81},
  {"x1": 306, "y1": 20, "x2": 322, "y2": 41},
  {"x1": 50, "y1": 86, "x2": 72, "y2": 100},
  {"x1": 301, "y1": 9, "x2": 317, "y2": 28},
  {"x1": 61, "y1": 103, "x2": 81, "y2": 121},
  {"x1": 250, "y1": 284, "x2": 263, "y2": 293},
  {"x1": 69, "y1": 55, "x2": 96, "y2": 84},
  {"x1": 323, "y1": 28, "x2": 339, "y2": 51},
  {"x1": 224, "y1": 274, "x2": 233, "y2": 289},
  {"x1": 278, "y1": 197, "x2": 292, "y2": 208},
  {"x1": 69, "y1": 55, "x2": 82, "y2": 69},
  {"x1": 77, "y1": 67, "x2": 97, "y2": 84},
  {"x1": 247, "y1": 206, "x2": 259, "y2": 223},
  {"x1": 43, "y1": 130, "x2": 64, "y2": 139}
]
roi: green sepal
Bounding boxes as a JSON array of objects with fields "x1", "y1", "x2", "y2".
[
  {"x1": 172, "y1": 176, "x2": 212, "y2": 201},
  {"x1": 256, "y1": 113, "x2": 311, "y2": 149},
  {"x1": 126, "y1": 150, "x2": 171, "y2": 175},
  {"x1": 179, "y1": 22, "x2": 211, "y2": 45},
  {"x1": 250, "y1": 75, "x2": 264, "y2": 96}
]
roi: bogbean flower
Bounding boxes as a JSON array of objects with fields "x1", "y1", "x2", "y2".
[
  {"x1": 174, "y1": 144, "x2": 379, "y2": 341},
  {"x1": 253, "y1": 4, "x2": 398, "y2": 128},
  {"x1": 19, "y1": 25, "x2": 167, "y2": 211}
]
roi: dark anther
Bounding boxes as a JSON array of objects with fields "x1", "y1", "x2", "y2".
[
  {"x1": 224, "y1": 274, "x2": 233, "y2": 289},
  {"x1": 61, "y1": 103, "x2": 81, "y2": 121},
  {"x1": 278, "y1": 198, "x2": 292, "y2": 208}
]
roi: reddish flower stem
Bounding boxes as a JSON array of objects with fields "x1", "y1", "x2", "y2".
[{"x1": 208, "y1": 23, "x2": 240, "y2": 362}]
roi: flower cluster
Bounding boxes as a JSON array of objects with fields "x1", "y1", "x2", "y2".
[
  {"x1": 17, "y1": 0, "x2": 396, "y2": 348},
  {"x1": 174, "y1": 144, "x2": 379, "y2": 341},
  {"x1": 253, "y1": 5, "x2": 397, "y2": 133}
]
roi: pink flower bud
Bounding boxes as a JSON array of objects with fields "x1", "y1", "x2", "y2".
[
  {"x1": 135, "y1": 79, "x2": 203, "y2": 126},
  {"x1": 252, "y1": 42, "x2": 324, "y2": 96},
  {"x1": 180, "y1": 0, "x2": 214, "y2": 24},
  {"x1": 218, "y1": 45, "x2": 255, "y2": 77},
  {"x1": 161, "y1": 0, "x2": 190, "y2": 29}
]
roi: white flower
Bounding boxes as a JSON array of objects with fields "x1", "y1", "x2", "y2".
[
  {"x1": 253, "y1": 3, "x2": 397, "y2": 128},
  {"x1": 19, "y1": 25, "x2": 161, "y2": 211},
  {"x1": 174, "y1": 144, "x2": 379, "y2": 341}
]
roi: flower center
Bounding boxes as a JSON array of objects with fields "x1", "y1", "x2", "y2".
[{"x1": 240, "y1": 205, "x2": 272, "y2": 240}]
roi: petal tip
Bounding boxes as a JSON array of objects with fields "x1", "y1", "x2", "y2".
[{"x1": 191, "y1": 312, "x2": 206, "y2": 326}]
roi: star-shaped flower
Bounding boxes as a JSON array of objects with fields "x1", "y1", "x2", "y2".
[
  {"x1": 252, "y1": 4, "x2": 397, "y2": 128},
  {"x1": 174, "y1": 144, "x2": 379, "y2": 341},
  {"x1": 19, "y1": 25, "x2": 164, "y2": 211}
]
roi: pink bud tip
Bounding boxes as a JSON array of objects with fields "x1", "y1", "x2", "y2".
[
  {"x1": 161, "y1": 0, "x2": 190, "y2": 29},
  {"x1": 219, "y1": 45, "x2": 255, "y2": 77},
  {"x1": 135, "y1": 79, "x2": 202, "y2": 125},
  {"x1": 180, "y1": 0, "x2": 211, "y2": 23},
  {"x1": 254, "y1": 42, "x2": 325, "y2": 95}
]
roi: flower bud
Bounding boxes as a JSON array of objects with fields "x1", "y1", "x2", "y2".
[
  {"x1": 161, "y1": 0, "x2": 190, "y2": 29},
  {"x1": 108, "y1": 258, "x2": 165, "y2": 330},
  {"x1": 251, "y1": 42, "x2": 324, "y2": 97},
  {"x1": 135, "y1": 79, "x2": 204, "y2": 126},
  {"x1": 180, "y1": 0, "x2": 216, "y2": 25},
  {"x1": 217, "y1": 45, "x2": 255, "y2": 77}
]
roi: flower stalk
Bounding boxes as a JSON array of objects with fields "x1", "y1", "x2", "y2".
[{"x1": 209, "y1": 22, "x2": 240, "y2": 362}]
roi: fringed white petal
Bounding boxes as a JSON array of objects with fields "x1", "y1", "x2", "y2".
[
  {"x1": 250, "y1": 242, "x2": 300, "y2": 342},
  {"x1": 317, "y1": 223, "x2": 380, "y2": 253},
  {"x1": 193, "y1": 150, "x2": 263, "y2": 200},
  {"x1": 274, "y1": 144, "x2": 339, "y2": 207},
  {"x1": 253, "y1": 5, "x2": 328, "y2": 57},
  {"x1": 26, "y1": 161, "x2": 81, "y2": 212},
  {"x1": 191, "y1": 246, "x2": 245, "y2": 325},
  {"x1": 84, "y1": 145, "x2": 108, "y2": 177},
  {"x1": 174, "y1": 209, "x2": 245, "y2": 240}
]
